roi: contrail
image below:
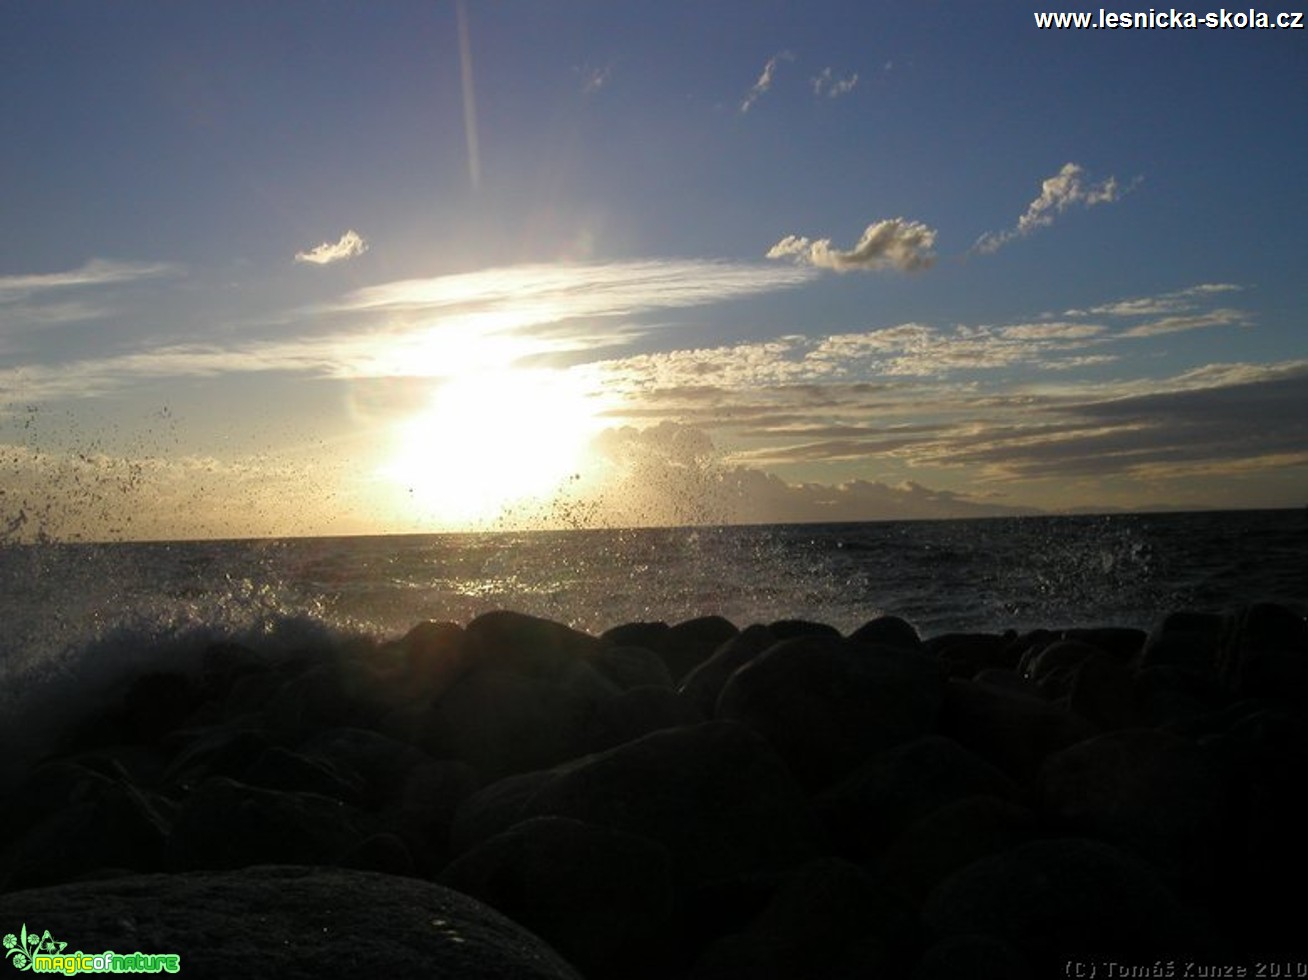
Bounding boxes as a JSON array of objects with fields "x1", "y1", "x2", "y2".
[{"x1": 455, "y1": 0, "x2": 481, "y2": 191}]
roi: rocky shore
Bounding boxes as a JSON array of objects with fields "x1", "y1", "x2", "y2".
[{"x1": 1, "y1": 604, "x2": 1305, "y2": 977}]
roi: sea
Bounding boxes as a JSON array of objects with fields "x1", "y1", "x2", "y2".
[{"x1": 2, "y1": 509, "x2": 1305, "y2": 773}]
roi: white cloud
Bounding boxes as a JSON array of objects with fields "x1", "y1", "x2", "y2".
[
  {"x1": 1066, "y1": 283, "x2": 1242, "y2": 318},
  {"x1": 1122, "y1": 308, "x2": 1250, "y2": 337},
  {"x1": 767, "y1": 218, "x2": 937, "y2": 273},
  {"x1": 740, "y1": 51, "x2": 792, "y2": 113},
  {"x1": 0, "y1": 259, "x2": 177, "y2": 300},
  {"x1": 294, "y1": 230, "x2": 369, "y2": 266},
  {"x1": 811, "y1": 67, "x2": 859, "y2": 98},
  {"x1": 974, "y1": 163, "x2": 1126, "y2": 254}
]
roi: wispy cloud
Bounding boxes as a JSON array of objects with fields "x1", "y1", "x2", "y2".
[
  {"x1": 767, "y1": 218, "x2": 938, "y2": 273},
  {"x1": 580, "y1": 64, "x2": 612, "y2": 94},
  {"x1": 740, "y1": 51, "x2": 793, "y2": 113},
  {"x1": 1122, "y1": 308, "x2": 1250, "y2": 337},
  {"x1": 974, "y1": 163, "x2": 1127, "y2": 254},
  {"x1": 811, "y1": 67, "x2": 859, "y2": 98},
  {"x1": 294, "y1": 230, "x2": 369, "y2": 266},
  {"x1": 1066, "y1": 283, "x2": 1241, "y2": 318},
  {"x1": 0, "y1": 259, "x2": 177, "y2": 300},
  {"x1": 2, "y1": 259, "x2": 815, "y2": 401}
]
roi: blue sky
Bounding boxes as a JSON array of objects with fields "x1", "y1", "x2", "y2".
[{"x1": 2, "y1": 1, "x2": 1306, "y2": 539}]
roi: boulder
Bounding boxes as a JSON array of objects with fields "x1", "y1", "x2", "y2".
[
  {"x1": 877, "y1": 795, "x2": 1038, "y2": 906},
  {"x1": 166, "y1": 776, "x2": 366, "y2": 871},
  {"x1": 465, "y1": 610, "x2": 600, "y2": 681},
  {"x1": 442, "y1": 816, "x2": 675, "y2": 980},
  {"x1": 816, "y1": 735, "x2": 1018, "y2": 863},
  {"x1": 718, "y1": 635, "x2": 944, "y2": 789},
  {"x1": 678, "y1": 623, "x2": 776, "y2": 718},
  {"x1": 590, "y1": 645, "x2": 674, "y2": 691},
  {"x1": 516, "y1": 721, "x2": 825, "y2": 889},
  {"x1": 689, "y1": 858, "x2": 921, "y2": 979},
  {"x1": 923, "y1": 632, "x2": 1019, "y2": 679},
  {"x1": 938, "y1": 678, "x2": 1095, "y2": 783},
  {"x1": 656, "y1": 616, "x2": 740, "y2": 683},
  {"x1": 848, "y1": 615, "x2": 922, "y2": 651},
  {"x1": 581, "y1": 685, "x2": 704, "y2": 755},
  {"x1": 0, "y1": 866, "x2": 583, "y2": 979},
  {"x1": 924, "y1": 838, "x2": 1219, "y2": 970},
  {"x1": 1040, "y1": 728, "x2": 1233, "y2": 890}
]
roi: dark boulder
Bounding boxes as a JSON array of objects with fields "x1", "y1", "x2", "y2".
[
  {"x1": 923, "y1": 632, "x2": 1019, "y2": 679},
  {"x1": 689, "y1": 858, "x2": 921, "y2": 980},
  {"x1": 516, "y1": 721, "x2": 825, "y2": 889},
  {"x1": 0, "y1": 865, "x2": 584, "y2": 979},
  {"x1": 816, "y1": 735, "x2": 1018, "y2": 863},
  {"x1": 924, "y1": 838, "x2": 1219, "y2": 970},
  {"x1": 166, "y1": 776, "x2": 366, "y2": 871},
  {"x1": 1040, "y1": 728, "x2": 1233, "y2": 890},
  {"x1": 442, "y1": 816, "x2": 675, "y2": 980},
  {"x1": 913, "y1": 934, "x2": 1033, "y2": 980},
  {"x1": 848, "y1": 614, "x2": 922, "y2": 651},
  {"x1": 465, "y1": 609, "x2": 600, "y2": 680},
  {"x1": 591, "y1": 645, "x2": 674, "y2": 690},
  {"x1": 657, "y1": 616, "x2": 740, "y2": 683},
  {"x1": 678, "y1": 623, "x2": 776, "y2": 718},
  {"x1": 766, "y1": 618, "x2": 842, "y2": 641},
  {"x1": 939, "y1": 678, "x2": 1095, "y2": 783},
  {"x1": 1140, "y1": 610, "x2": 1232, "y2": 674},
  {"x1": 581, "y1": 685, "x2": 704, "y2": 755},
  {"x1": 877, "y1": 795, "x2": 1038, "y2": 906},
  {"x1": 718, "y1": 635, "x2": 944, "y2": 789}
]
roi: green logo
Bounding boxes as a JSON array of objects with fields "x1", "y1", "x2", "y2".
[{"x1": 3, "y1": 926, "x2": 180, "y2": 975}]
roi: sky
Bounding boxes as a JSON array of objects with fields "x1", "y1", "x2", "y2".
[{"x1": 2, "y1": 1, "x2": 1306, "y2": 540}]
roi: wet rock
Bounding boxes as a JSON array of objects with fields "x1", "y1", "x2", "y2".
[
  {"x1": 166, "y1": 776, "x2": 366, "y2": 871},
  {"x1": 601, "y1": 620, "x2": 670, "y2": 652},
  {"x1": 766, "y1": 619, "x2": 842, "y2": 641},
  {"x1": 913, "y1": 934, "x2": 1033, "y2": 980},
  {"x1": 1041, "y1": 728, "x2": 1233, "y2": 890},
  {"x1": 689, "y1": 858, "x2": 921, "y2": 980},
  {"x1": 0, "y1": 767, "x2": 171, "y2": 890},
  {"x1": 518, "y1": 721, "x2": 824, "y2": 889},
  {"x1": 431, "y1": 668, "x2": 598, "y2": 782},
  {"x1": 878, "y1": 795, "x2": 1038, "y2": 906},
  {"x1": 241, "y1": 746, "x2": 366, "y2": 805},
  {"x1": 1062, "y1": 626, "x2": 1146, "y2": 664},
  {"x1": 1067, "y1": 653, "x2": 1138, "y2": 731},
  {"x1": 442, "y1": 816, "x2": 675, "y2": 980},
  {"x1": 1222, "y1": 602, "x2": 1308, "y2": 705},
  {"x1": 582, "y1": 685, "x2": 704, "y2": 755},
  {"x1": 1140, "y1": 610, "x2": 1232, "y2": 673},
  {"x1": 924, "y1": 838, "x2": 1217, "y2": 970},
  {"x1": 378, "y1": 758, "x2": 479, "y2": 875},
  {"x1": 451, "y1": 770, "x2": 559, "y2": 856},
  {"x1": 923, "y1": 632, "x2": 1018, "y2": 679},
  {"x1": 678, "y1": 623, "x2": 776, "y2": 718},
  {"x1": 0, "y1": 865, "x2": 584, "y2": 979},
  {"x1": 848, "y1": 614, "x2": 922, "y2": 651},
  {"x1": 1022, "y1": 638, "x2": 1102, "y2": 689},
  {"x1": 657, "y1": 616, "x2": 740, "y2": 683},
  {"x1": 718, "y1": 635, "x2": 944, "y2": 789},
  {"x1": 465, "y1": 609, "x2": 600, "y2": 680},
  {"x1": 392, "y1": 619, "x2": 470, "y2": 700},
  {"x1": 939, "y1": 678, "x2": 1095, "y2": 783},
  {"x1": 161, "y1": 726, "x2": 275, "y2": 793},
  {"x1": 817, "y1": 735, "x2": 1018, "y2": 863},
  {"x1": 296, "y1": 726, "x2": 434, "y2": 807},
  {"x1": 591, "y1": 645, "x2": 674, "y2": 690}
]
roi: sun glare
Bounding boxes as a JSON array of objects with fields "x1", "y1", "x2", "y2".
[{"x1": 382, "y1": 367, "x2": 607, "y2": 526}]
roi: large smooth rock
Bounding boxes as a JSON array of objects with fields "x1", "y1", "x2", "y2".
[
  {"x1": 1040, "y1": 728, "x2": 1232, "y2": 889},
  {"x1": 166, "y1": 777, "x2": 366, "y2": 871},
  {"x1": 924, "y1": 838, "x2": 1218, "y2": 970},
  {"x1": 678, "y1": 623, "x2": 776, "y2": 718},
  {"x1": 817, "y1": 735, "x2": 1017, "y2": 863},
  {"x1": 515, "y1": 721, "x2": 825, "y2": 889},
  {"x1": 442, "y1": 816, "x2": 675, "y2": 980},
  {"x1": 464, "y1": 610, "x2": 601, "y2": 680},
  {"x1": 718, "y1": 635, "x2": 944, "y2": 789},
  {"x1": 689, "y1": 858, "x2": 921, "y2": 979},
  {"x1": 0, "y1": 866, "x2": 583, "y2": 979},
  {"x1": 939, "y1": 678, "x2": 1095, "y2": 783}
]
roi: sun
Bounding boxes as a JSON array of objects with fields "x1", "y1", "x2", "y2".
[{"x1": 381, "y1": 367, "x2": 607, "y2": 527}]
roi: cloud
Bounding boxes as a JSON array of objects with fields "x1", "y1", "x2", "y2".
[
  {"x1": 0, "y1": 259, "x2": 177, "y2": 300},
  {"x1": 767, "y1": 218, "x2": 938, "y2": 273},
  {"x1": 811, "y1": 68, "x2": 859, "y2": 98},
  {"x1": 1066, "y1": 283, "x2": 1241, "y2": 318},
  {"x1": 740, "y1": 51, "x2": 792, "y2": 113},
  {"x1": 294, "y1": 230, "x2": 369, "y2": 266},
  {"x1": 1121, "y1": 308, "x2": 1250, "y2": 338},
  {"x1": 974, "y1": 163, "x2": 1126, "y2": 254},
  {"x1": 580, "y1": 64, "x2": 612, "y2": 94}
]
